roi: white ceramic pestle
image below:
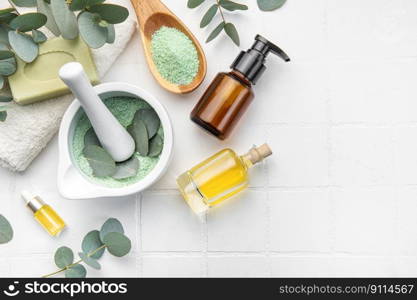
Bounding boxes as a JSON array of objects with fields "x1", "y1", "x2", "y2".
[{"x1": 59, "y1": 62, "x2": 135, "y2": 162}]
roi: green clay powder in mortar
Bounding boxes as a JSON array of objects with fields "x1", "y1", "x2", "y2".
[{"x1": 71, "y1": 96, "x2": 163, "y2": 188}]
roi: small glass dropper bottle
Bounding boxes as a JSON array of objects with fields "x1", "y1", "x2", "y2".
[
  {"x1": 177, "y1": 143, "x2": 272, "y2": 216},
  {"x1": 22, "y1": 191, "x2": 66, "y2": 236}
]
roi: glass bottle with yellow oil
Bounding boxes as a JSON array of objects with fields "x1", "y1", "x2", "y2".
[
  {"x1": 177, "y1": 143, "x2": 272, "y2": 216},
  {"x1": 22, "y1": 191, "x2": 66, "y2": 236}
]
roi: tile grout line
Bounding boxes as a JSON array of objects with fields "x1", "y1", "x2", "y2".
[{"x1": 137, "y1": 192, "x2": 143, "y2": 277}]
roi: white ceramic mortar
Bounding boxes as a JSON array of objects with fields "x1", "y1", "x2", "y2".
[{"x1": 57, "y1": 82, "x2": 174, "y2": 199}]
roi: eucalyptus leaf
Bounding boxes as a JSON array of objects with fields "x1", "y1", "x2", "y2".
[
  {"x1": 36, "y1": 0, "x2": 60, "y2": 36},
  {"x1": 78, "y1": 11, "x2": 107, "y2": 49},
  {"x1": 99, "y1": 218, "x2": 124, "y2": 242},
  {"x1": 0, "y1": 50, "x2": 14, "y2": 60},
  {"x1": 32, "y1": 29, "x2": 47, "y2": 43},
  {"x1": 113, "y1": 157, "x2": 139, "y2": 180},
  {"x1": 0, "y1": 76, "x2": 3, "y2": 90},
  {"x1": 0, "y1": 26, "x2": 8, "y2": 44},
  {"x1": 224, "y1": 22, "x2": 240, "y2": 46},
  {"x1": 8, "y1": 31, "x2": 39, "y2": 63},
  {"x1": 0, "y1": 95, "x2": 13, "y2": 102},
  {"x1": 9, "y1": 13, "x2": 47, "y2": 32},
  {"x1": 51, "y1": 0, "x2": 79, "y2": 39},
  {"x1": 0, "y1": 215, "x2": 13, "y2": 244},
  {"x1": 83, "y1": 145, "x2": 116, "y2": 177},
  {"x1": 78, "y1": 252, "x2": 101, "y2": 270},
  {"x1": 65, "y1": 264, "x2": 86, "y2": 278},
  {"x1": 0, "y1": 59, "x2": 17, "y2": 76},
  {"x1": 81, "y1": 230, "x2": 105, "y2": 259},
  {"x1": 0, "y1": 8, "x2": 15, "y2": 16},
  {"x1": 219, "y1": 0, "x2": 248, "y2": 11},
  {"x1": 84, "y1": 127, "x2": 101, "y2": 147},
  {"x1": 0, "y1": 105, "x2": 9, "y2": 112},
  {"x1": 0, "y1": 111, "x2": 6, "y2": 122},
  {"x1": 88, "y1": 4, "x2": 129, "y2": 24},
  {"x1": 206, "y1": 21, "x2": 224, "y2": 43},
  {"x1": 70, "y1": 0, "x2": 105, "y2": 11},
  {"x1": 257, "y1": 0, "x2": 286, "y2": 11},
  {"x1": 106, "y1": 24, "x2": 115, "y2": 43},
  {"x1": 0, "y1": 13, "x2": 18, "y2": 23},
  {"x1": 11, "y1": 0, "x2": 37, "y2": 7},
  {"x1": 54, "y1": 246, "x2": 74, "y2": 268},
  {"x1": 128, "y1": 119, "x2": 148, "y2": 156},
  {"x1": 134, "y1": 108, "x2": 160, "y2": 139},
  {"x1": 187, "y1": 0, "x2": 206, "y2": 8},
  {"x1": 200, "y1": 4, "x2": 218, "y2": 28},
  {"x1": 103, "y1": 232, "x2": 131, "y2": 257},
  {"x1": 148, "y1": 135, "x2": 163, "y2": 157}
]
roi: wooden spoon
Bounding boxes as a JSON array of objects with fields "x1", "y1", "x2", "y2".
[{"x1": 131, "y1": 0, "x2": 207, "y2": 94}]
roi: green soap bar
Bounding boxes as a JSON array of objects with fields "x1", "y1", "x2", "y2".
[{"x1": 8, "y1": 37, "x2": 99, "y2": 105}]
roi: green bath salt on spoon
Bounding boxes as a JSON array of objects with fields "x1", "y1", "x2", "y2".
[{"x1": 151, "y1": 26, "x2": 199, "y2": 86}]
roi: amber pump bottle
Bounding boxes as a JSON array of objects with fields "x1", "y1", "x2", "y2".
[{"x1": 190, "y1": 35, "x2": 290, "y2": 140}]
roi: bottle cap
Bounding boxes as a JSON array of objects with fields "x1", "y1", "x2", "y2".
[
  {"x1": 21, "y1": 190, "x2": 45, "y2": 213},
  {"x1": 245, "y1": 143, "x2": 273, "y2": 164},
  {"x1": 231, "y1": 35, "x2": 290, "y2": 85}
]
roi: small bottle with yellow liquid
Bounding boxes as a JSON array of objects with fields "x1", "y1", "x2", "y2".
[
  {"x1": 177, "y1": 143, "x2": 272, "y2": 216},
  {"x1": 22, "y1": 191, "x2": 66, "y2": 236}
]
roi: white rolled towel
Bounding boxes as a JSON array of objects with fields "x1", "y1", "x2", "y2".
[{"x1": 0, "y1": 1, "x2": 137, "y2": 172}]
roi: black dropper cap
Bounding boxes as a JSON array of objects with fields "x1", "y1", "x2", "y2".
[{"x1": 230, "y1": 35, "x2": 290, "y2": 85}]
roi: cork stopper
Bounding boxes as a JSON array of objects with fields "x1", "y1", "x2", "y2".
[{"x1": 244, "y1": 143, "x2": 273, "y2": 164}]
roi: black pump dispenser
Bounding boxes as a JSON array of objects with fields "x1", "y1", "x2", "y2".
[{"x1": 230, "y1": 35, "x2": 290, "y2": 84}]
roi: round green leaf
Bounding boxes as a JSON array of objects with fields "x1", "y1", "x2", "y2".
[
  {"x1": 224, "y1": 22, "x2": 240, "y2": 46},
  {"x1": 0, "y1": 59, "x2": 17, "y2": 76},
  {"x1": 88, "y1": 4, "x2": 129, "y2": 24},
  {"x1": 187, "y1": 0, "x2": 206, "y2": 8},
  {"x1": 106, "y1": 24, "x2": 115, "y2": 43},
  {"x1": 84, "y1": 127, "x2": 101, "y2": 147},
  {"x1": 36, "y1": 0, "x2": 60, "y2": 36},
  {"x1": 10, "y1": 0, "x2": 37, "y2": 7},
  {"x1": 200, "y1": 4, "x2": 218, "y2": 28},
  {"x1": 257, "y1": 0, "x2": 286, "y2": 11},
  {"x1": 99, "y1": 218, "x2": 124, "y2": 242},
  {"x1": 103, "y1": 232, "x2": 131, "y2": 257},
  {"x1": 8, "y1": 31, "x2": 39, "y2": 63},
  {"x1": 113, "y1": 157, "x2": 139, "y2": 180},
  {"x1": 206, "y1": 21, "x2": 225, "y2": 43},
  {"x1": 78, "y1": 252, "x2": 101, "y2": 270},
  {"x1": 83, "y1": 145, "x2": 116, "y2": 177},
  {"x1": 51, "y1": 0, "x2": 79, "y2": 40},
  {"x1": 0, "y1": 111, "x2": 6, "y2": 122},
  {"x1": 9, "y1": 13, "x2": 47, "y2": 32},
  {"x1": 148, "y1": 135, "x2": 163, "y2": 157},
  {"x1": 54, "y1": 246, "x2": 74, "y2": 268},
  {"x1": 128, "y1": 119, "x2": 148, "y2": 156},
  {"x1": 65, "y1": 264, "x2": 86, "y2": 278},
  {"x1": 0, "y1": 51, "x2": 14, "y2": 60},
  {"x1": 78, "y1": 11, "x2": 107, "y2": 49},
  {"x1": 32, "y1": 29, "x2": 47, "y2": 43},
  {"x1": 219, "y1": 0, "x2": 248, "y2": 11},
  {"x1": 134, "y1": 108, "x2": 160, "y2": 139},
  {"x1": 70, "y1": 0, "x2": 89, "y2": 11},
  {"x1": 0, "y1": 215, "x2": 13, "y2": 244},
  {"x1": 81, "y1": 230, "x2": 105, "y2": 259}
]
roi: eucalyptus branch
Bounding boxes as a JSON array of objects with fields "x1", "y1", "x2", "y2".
[{"x1": 42, "y1": 245, "x2": 107, "y2": 278}]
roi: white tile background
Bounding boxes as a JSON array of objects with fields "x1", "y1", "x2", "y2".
[{"x1": 1, "y1": 0, "x2": 417, "y2": 277}]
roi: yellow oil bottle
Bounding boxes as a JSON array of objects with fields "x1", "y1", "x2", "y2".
[{"x1": 177, "y1": 144, "x2": 272, "y2": 216}]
